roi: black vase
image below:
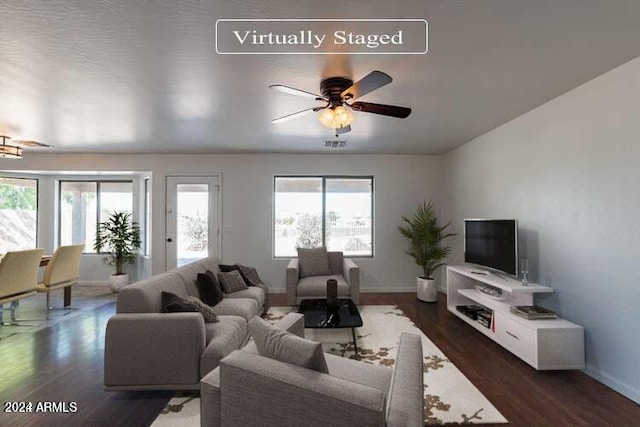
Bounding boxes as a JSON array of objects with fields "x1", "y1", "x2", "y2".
[{"x1": 326, "y1": 278, "x2": 338, "y2": 309}]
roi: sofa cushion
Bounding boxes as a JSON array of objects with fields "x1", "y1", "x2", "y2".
[
  {"x1": 218, "y1": 270, "x2": 249, "y2": 294},
  {"x1": 174, "y1": 262, "x2": 207, "y2": 297},
  {"x1": 248, "y1": 317, "x2": 329, "y2": 373},
  {"x1": 212, "y1": 297, "x2": 259, "y2": 321},
  {"x1": 197, "y1": 270, "x2": 224, "y2": 306},
  {"x1": 224, "y1": 286, "x2": 265, "y2": 310},
  {"x1": 197, "y1": 257, "x2": 223, "y2": 275},
  {"x1": 297, "y1": 247, "x2": 332, "y2": 278},
  {"x1": 117, "y1": 271, "x2": 186, "y2": 313},
  {"x1": 327, "y1": 251, "x2": 344, "y2": 275},
  {"x1": 200, "y1": 315, "x2": 247, "y2": 377},
  {"x1": 204, "y1": 315, "x2": 246, "y2": 344},
  {"x1": 297, "y1": 275, "x2": 350, "y2": 298},
  {"x1": 161, "y1": 292, "x2": 219, "y2": 323}
]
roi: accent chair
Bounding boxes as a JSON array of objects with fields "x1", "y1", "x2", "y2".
[
  {"x1": 201, "y1": 320, "x2": 424, "y2": 427},
  {"x1": 286, "y1": 249, "x2": 360, "y2": 305}
]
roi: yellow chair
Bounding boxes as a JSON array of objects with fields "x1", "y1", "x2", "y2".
[
  {"x1": 0, "y1": 248, "x2": 45, "y2": 326},
  {"x1": 36, "y1": 244, "x2": 84, "y2": 309}
]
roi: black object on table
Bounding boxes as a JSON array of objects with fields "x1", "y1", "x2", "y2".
[{"x1": 298, "y1": 298, "x2": 363, "y2": 359}]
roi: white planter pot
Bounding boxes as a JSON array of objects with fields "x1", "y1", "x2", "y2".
[
  {"x1": 417, "y1": 277, "x2": 438, "y2": 302},
  {"x1": 110, "y1": 274, "x2": 130, "y2": 293}
]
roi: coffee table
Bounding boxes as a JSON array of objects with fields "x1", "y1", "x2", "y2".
[{"x1": 297, "y1": 298, "x2": 363, "y2": 359}]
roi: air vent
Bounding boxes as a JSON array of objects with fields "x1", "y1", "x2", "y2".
[{"x1": 324, "y1": 140, "x2": 346, "y2": 148}]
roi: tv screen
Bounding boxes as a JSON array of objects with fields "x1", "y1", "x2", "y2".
[{"x1": 464, "y1": 219, "x2": 518, "y2": 276}]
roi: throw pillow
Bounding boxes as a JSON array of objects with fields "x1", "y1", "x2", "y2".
[
  {"x1": 218, "y1": 270, "x2": 249, "y2": 294},
  {"x1": 219, "y1": 264, "x2": 240, "y2": 273},
  {"x1": 297, "y1": 247, "x2": 331, "y2": 278},
  {"x1": 248, "y1": 317, "x2": 328, "y2": 373},
  {"x1": 161, "y1": 291, "x2": 218, "y2": 323},
  {"x1": 197, "y1": 270, "x2": 224, "y2": 306},
  {"x1": 237, "y1": 264, "x2": 264, "y2": 287}
]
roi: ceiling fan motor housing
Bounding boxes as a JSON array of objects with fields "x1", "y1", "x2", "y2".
[{"x1": 320, "y1": 77, "x2": 353, "y2": 107}]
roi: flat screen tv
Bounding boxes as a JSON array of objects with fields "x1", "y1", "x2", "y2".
[{"x1": 464, "y1": 219, "x2": 518, "y2": 276}]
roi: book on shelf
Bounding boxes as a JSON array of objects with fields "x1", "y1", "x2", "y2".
[{"x1": 510, "y1": 305, "x2": 557, "y2": 320}]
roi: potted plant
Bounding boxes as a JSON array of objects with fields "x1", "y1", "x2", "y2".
[
  {"x1": 94, "y1": 211, "x2": 142, "y2": 292},
  {"x1": 398, "y1": 201, "x2": 455, "y2": 302}
]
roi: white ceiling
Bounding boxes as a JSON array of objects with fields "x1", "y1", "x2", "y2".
[{"x1": 1, "y1": 1, "x2": 639, "y2": 155}]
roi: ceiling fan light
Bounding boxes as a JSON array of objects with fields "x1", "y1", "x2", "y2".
[
  {"x1": 334, "y1": 105, "x2": 353, "y2": 126},
  {"x1": 318, "y1": 105, "x2": 354, "y2": 129},
  {"x1": 0, "y1": 144, "x2": 23, "y2": 159}
]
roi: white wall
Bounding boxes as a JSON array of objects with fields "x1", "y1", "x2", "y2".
[
  {"x1": 0, "y1": 153, "x2": 442, "y2": 292},
  {"x1": 442, "y1": 57, "x2": 640, "y2": 403}
]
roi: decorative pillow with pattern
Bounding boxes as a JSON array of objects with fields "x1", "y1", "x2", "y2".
[
  {"x1": 160, "y1": 291, "x2": 218, "y2": 323},
  {"x1": 237, "y1": 264, "x2": 264, "y2": 286},
  {"x1": 248, "y1": 317, "x2": 328, "y2": 373},
  {"x1": 218, "y1": 270, "x2": 249, "y2": 293},
  {"x1": 297, "y1": 247, "x2": 332, "y2": 278}
]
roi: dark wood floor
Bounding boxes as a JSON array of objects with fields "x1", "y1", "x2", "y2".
[{"x1": 1, "y1": 293, "x2": 637, "y2": 426}]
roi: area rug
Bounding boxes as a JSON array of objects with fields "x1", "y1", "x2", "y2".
[
  {"x1": 0, "y1": 284, "x2": 115, "y2": 340},
  {"x1": 152, "y1": 305, "x2": 507, "y2": 426}
]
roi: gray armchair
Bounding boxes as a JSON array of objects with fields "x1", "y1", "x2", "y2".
[
  {"x1": 286, "y1": 251, "x2": 360, "y2": 305},
  {"x1": 201, "y1": 314, "x2": 424, "y2": 427}
]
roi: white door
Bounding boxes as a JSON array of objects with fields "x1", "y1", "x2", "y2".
[{"x1": 166, "y1": 176, "x2": 220, "y2": 269}]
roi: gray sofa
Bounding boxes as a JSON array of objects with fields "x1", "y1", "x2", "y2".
[
  {"x1": 201, "y1": 314, "x2": 424, "y2": 427},
  {"x1": 104, "y1": 257, "x2": 265, "y2": 391}
]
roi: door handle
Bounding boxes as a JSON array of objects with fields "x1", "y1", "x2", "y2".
[{"x1": 166, "y1": 238, "x2": 173, "y2": 243}]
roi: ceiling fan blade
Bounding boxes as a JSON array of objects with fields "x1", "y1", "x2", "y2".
[
  {"x1": 350, "y1": 102, "x2": 411, "y2": 119},
  {"x1": 13, "y1": 140, "x2": 51, "y2": 148},
  {"x1": 269, "y1": 84, "x2": 326, "y2": 101},
  {"x1": 271, "y1": 106, "x2": 325, "y2": 124},
  {"x1": 340, "y1": 71, "x2": 393, "y2": 101}
]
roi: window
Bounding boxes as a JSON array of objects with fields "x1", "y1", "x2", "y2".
[
  {"x1": 59, "y1": 181, "x2": 133, "y2": 252},
  {"x1": 144, "y1": 178, "x2": 151, "y2": 256},
  {"x1": 0, "y1": 177, "x2": 38, "y2": 252},
  {"x1": 274, "y1": 176, "x2": 373, "y2": 257}
]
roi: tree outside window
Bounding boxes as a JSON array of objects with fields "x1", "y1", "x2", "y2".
[{"x1": 274, "y1": 176, "x2": 373, "y2": 257}]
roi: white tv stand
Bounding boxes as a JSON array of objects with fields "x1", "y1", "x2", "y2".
[{"x1": 447, "y1": 265, "x2": 584, "y2": 370}]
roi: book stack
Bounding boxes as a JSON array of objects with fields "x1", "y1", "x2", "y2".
[
  {"x1": 510, "y1": 305, "x2": 557, "y2": 320},
  {"x1": 477, "y1": 309, "x2": 492, "y2": 328}
]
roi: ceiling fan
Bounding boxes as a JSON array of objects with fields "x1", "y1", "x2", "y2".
[
  {"x1": 0, "y1": 135, "x2": 51, "y2": 159},
  {"x1": 270, "y1": 70, "x2": 411, "y2": 136}
]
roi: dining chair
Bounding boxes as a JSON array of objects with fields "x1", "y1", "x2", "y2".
[
  {"x1": 36, "y1": 244, "x2": 84, "y2": 309},
  {"x1": 0, "y1": 248, "x2": 45, "y2": 326}
]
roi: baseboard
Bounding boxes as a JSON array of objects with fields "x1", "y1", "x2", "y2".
[
  {"x1": 584, "y1": 364, "x2": 639, "y2": 404},
  {"x1": 361, "y1": 287, "x2": 416, "y2": 293},
  {"x1": 79, "y1": 280, "x2": 110, "y2": 287}
]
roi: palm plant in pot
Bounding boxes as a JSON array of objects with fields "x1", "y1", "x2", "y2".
[
  {"x1": 94, "y1": 211, "x2": 142, "y2": 292},
  {"x1": 398, "y1": 201, "x2": 455, "y2": 302}
]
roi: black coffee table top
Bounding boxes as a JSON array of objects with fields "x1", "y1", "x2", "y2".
[{"x1": 298, "y1": 299, "x2": 363, "y2": 329}]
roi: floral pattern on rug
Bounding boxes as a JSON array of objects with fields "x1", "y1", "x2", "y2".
[
  {"x1": 152, "y1": 305, "x2": 506, "y2": 426},
  {"x1": 280, "y1": 305, "x2": 506, "y2": 425}
]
